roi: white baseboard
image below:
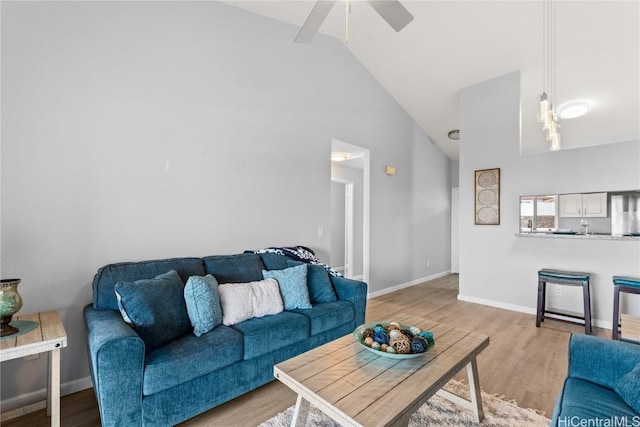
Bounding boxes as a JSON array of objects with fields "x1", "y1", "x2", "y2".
[
  {"x1": 457, "y1": 294, "x2": 613, "y2": 330},
  {"x1": 368, "y1": 271, "x2": 452, "y2": 299},
  {"x1": 1, "y1": 376, "x2": 93, "y2": 414}
]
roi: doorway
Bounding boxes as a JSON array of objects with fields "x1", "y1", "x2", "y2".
[
  {"x1": 331, "y1": 179, "x2": 354, "y2": 277},
  {"x1": 330, "y1": 139, "x2": 369, "y2": 283}
]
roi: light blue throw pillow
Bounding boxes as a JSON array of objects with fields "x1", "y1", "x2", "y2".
[
  {"x1": 615, "y1": 362, "x2": 640, "y2": 412},
  {"x1": 114, "y1": 270, "x2": 190, "y2": 353},
  {"x1": 262, "y1": 264, "x2": 312, "y2": 310},
  {"x1": 184, "y1": 275, "x2": 223, "y2": 337}
]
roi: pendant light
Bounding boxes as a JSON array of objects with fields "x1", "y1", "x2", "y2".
[{"x1": 538, "y1": 0, "x2": 561, "y2": 151}]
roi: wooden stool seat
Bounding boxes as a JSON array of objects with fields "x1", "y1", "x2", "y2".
[
  {"x1": 536, "y1": 268, "x2": 592, "y2": 334},
  {"x1": 612, "y1": 276, "x2": 640, "y2": 340}
]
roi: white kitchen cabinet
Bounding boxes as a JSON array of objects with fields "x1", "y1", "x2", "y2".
[{"x1": 559, "y1": 192, "x2": 608, "y2": 218}]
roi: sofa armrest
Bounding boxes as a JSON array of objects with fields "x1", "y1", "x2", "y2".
[
  {"x1": 567, "y1": 334, "x2": 640, "y2": 390},
  {"x1": 330, "y1": 276, "x2": 367, "y2": 326},
  {"x1": 84, "y1": 304, "x2": 145, "y2": 427}
]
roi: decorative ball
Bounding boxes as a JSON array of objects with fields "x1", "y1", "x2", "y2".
[
  {"x1": 390, "y1": 336, "x2": 411, "y2": 354},
  {"x1": 363, "y1": 328, "x2": 374, "y2": 339},
  {"x1": 371, "y1": 341, "x2": 381, "y2": 351},
  {"x1": 410, "y1": 337, "x2": 428, "y2": 353},
  {"x1": 401, "y1": 329, "x2": 414, "y2": 338},
  {"x1": 389, "y1": 329, "x2": 403, "y2": 340},
  {"x1": 381, "y1": 344, "x2": 388, "y2": 352},
  {"x1": 374, "y1": 324, "x2": 385, "y2": 333},
  {"x1": 364, "y1": 337, "x2": 374, "y2": 347},
  {"x1": 419, "y1": 331, "x2": 435, "y2": 345},
  {"x1": 409, "y1": 326, "x2": 422, "y2": 336},
  {"x1": 373, "y1": 330, "x2": 389, "y2": 344},
  {"x1": 386, "y1": 346, "x2": 397, "y2": 354},
  {"x1": 389, "y1": 321, "x2": 400, "y2": 328}
]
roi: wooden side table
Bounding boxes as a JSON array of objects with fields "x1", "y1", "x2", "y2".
[{"x1": 0, "y1": 311, "x2": 68, "y2": 427}]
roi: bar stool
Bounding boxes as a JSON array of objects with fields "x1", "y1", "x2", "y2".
[
  {"x1": 612, "y1": 276, "x2": 640, "y2": 340},
  {"x1": 536, "y1": 269, "x2": 592, "y2": 334}
]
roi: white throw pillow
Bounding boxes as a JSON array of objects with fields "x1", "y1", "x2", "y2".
[
  {"x1": 218, "y1": 282, "x2": 254, "y2": 326},
  {"x1": 251, "y1": 278, "x2": 284, "y2": 318},
  {"x1": 218, "y1": 279, "x2": 285, "y2": 326}
]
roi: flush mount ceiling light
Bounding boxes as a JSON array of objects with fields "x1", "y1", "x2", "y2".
[
  {"x1": 331, "y1": 152, "x2": 349, "y2": 162},
  {"x1": 558, "y1": 101, "x2": 591, "y2": 119},
  {"x1": 447, "y1": 130, "x2": 460, "y2": 140}
]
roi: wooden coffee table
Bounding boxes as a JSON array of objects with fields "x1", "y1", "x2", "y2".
[{"x1": 274, "y1": 316, "x2": 489, "y2": 427}]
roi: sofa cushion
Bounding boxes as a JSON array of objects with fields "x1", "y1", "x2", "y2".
[
  {"x1": 554, "y1": 377, "x2": 638, "y2": 424},
  {"x1": 184, "y1": 275, "x2": 222, "y2": 337},
  {"x1": 230, "y1": 311, "x2": 310, "y2": 360},
  {"x1": 143, "y1": 325, "x2": 244, "y2": 395},
  {"x1": 287, "y1": 260, "x2": 337, "y2": 303},
  {"x1": 292, "y1": 300, "x2": 354, "y2": 336},
  {"x1": 203, "y1": 253, "x2": 265, "y2": 284},
  {"x1": 262, "y1": 264, "x2": 312, "y2": 310},
  {"x1": 114, "y1": 270, "x2": 191, "y2": 353},
  {"x1": 259, "y1": 252, "x2": 290, "y2": 270},
  {"x1": 93, "y1": 257, "x2": 204, "y2": 311},
  {"x1": 615, "y1": 363, "x2": 640, "y2": 412}
]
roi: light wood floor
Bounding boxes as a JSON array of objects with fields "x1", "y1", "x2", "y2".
[{"x1": 3, "y1": 274, "x2": 607, "y2": 426}]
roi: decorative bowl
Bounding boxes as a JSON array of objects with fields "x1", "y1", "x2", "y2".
[{"x1": 353, "y1": 321, "x2": 434, "y2": 359}]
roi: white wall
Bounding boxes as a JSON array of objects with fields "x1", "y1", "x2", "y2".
[
  {"x1": 0, "y1": 1, "x2": 451, "y2": 403},
  {"x1": 451, "y1": 160, "x2": 460, "y2": 188},
  {"x1": 458, "y1": 71, "x2": 640, "y2": 328}
]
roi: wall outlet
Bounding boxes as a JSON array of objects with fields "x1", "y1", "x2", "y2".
[
  {"x1": 554, "y1": 286, "x2": 563, "y2": 297},
  {"x1": 427, "y1": 259, "x2": 431, "y2": 267},
  {"x1": 318, "y1": 226, "x2": 325, "y2": 237}
]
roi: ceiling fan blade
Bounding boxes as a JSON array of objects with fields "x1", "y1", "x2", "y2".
[
  {"x1": 294, "y1": 0, "x2": 337, "y2": 43},
  {"x1": 367, "y1": 0, "x2": 414, "y2": 32}
]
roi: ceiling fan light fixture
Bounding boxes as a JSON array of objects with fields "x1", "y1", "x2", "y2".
[
  {"x1": 558, "y1": 101, "x2": 591, "y2": 119},
  {"x1": 295, "y1": 0, "x2": 414, "y2": 43}
]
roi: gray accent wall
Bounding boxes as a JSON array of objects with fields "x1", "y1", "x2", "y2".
[
  {"x1": 458, "y1": 71, "x2": 640, "y2": 328},
  {"x1": 0, "y1": 1, "x2": 451, "y2": 403}
]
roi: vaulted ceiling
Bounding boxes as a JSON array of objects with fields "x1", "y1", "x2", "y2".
[{"x1": 223, "y1": 1, "x2": 639, "y2": 160}]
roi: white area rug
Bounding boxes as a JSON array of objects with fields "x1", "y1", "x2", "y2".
[{"x1": 259, "y1": 380, "x2": 550, "y2": 427}]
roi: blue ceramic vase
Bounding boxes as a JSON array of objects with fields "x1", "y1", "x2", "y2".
[{"x1": 0, "y1": 279, "x2": 23, "y2": 336}]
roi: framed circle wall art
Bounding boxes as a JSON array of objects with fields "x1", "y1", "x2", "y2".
[{"x1": 475, "y1": 168, "x2": 500, "y2": 225}]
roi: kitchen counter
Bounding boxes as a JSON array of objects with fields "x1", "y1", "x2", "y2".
[{"x1": 515, "y1": 232, "x2": 640, "y2": 241}]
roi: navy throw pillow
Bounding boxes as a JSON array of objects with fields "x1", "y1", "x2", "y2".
[{"x1": 114, "y1": 270, "x2": 190, "y2": 353}]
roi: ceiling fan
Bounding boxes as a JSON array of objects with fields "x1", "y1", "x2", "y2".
[{"x1": 295, "y1": 0, "x2": 414, "y2": 43}]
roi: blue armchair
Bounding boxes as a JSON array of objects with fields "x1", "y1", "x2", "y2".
[{"x1": 551, "y1": 334, "x2": 640, "y2": 426}]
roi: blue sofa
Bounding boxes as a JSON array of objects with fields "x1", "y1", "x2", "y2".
[
  {"x1": 84, "y1": 252, "x2": 367, "y2": 426},
  {"x1": 551, "y1": 334, "x2": 640, "y2": 426}
]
